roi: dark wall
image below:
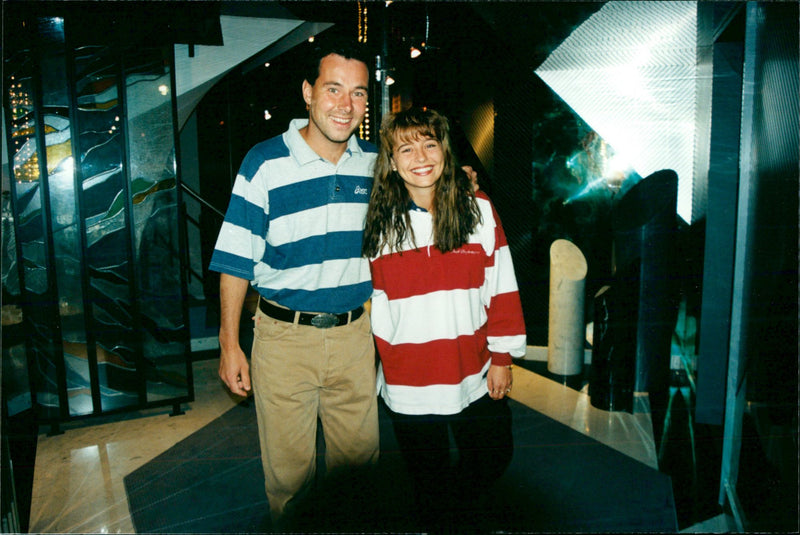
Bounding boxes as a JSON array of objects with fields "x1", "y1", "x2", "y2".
[
  {"x1": 741, "y1": 3, "x2": 798, "y2": 417},
  {"x1": 696, "y1": 6, "x2": 746, "y2": 426}
]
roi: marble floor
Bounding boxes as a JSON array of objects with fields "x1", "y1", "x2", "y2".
[{"x1": 27, "y1": 349, "x2": 734, "y2": 533}]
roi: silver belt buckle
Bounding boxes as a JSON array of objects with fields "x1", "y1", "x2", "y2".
[{"x1": 311, "y1": 313, "x2": 339, "y2": 328}]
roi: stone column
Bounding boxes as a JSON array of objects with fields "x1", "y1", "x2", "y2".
[{"x1": 547, "y1": 239, "x2": 588, "y2": 377}]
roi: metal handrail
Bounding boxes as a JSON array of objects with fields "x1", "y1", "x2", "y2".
[{"x1": 181, "y1": 182, "x2": 225, "y2": 220}]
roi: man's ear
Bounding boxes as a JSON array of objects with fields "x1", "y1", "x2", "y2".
[{"x1": 302, "y1": 80, "x2": 312, "y2": 106}]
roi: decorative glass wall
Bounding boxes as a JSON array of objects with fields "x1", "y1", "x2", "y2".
[{"x1": 3, "y1": 13, "x2": 192, "y2": 429}]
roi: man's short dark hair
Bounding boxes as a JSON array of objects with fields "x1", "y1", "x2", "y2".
[{"x1": 302, "y1": 35, "x2": 372, "y2": 86}]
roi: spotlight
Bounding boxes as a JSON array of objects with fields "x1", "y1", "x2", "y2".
[
  {"x1": 410, "y1": 46, "x2": 421, "y2": 59},
  {"x1": 385, "y1": 75, "x2": 395, "y2": 86}
]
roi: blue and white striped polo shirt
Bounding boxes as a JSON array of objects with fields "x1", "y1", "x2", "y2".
[{"x1": 209, "y1": 119, "x2": 377, "y2": 314}]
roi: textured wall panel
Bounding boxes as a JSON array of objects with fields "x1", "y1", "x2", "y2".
[{"x1": 535, "y1": 1, "x2": 697, "y2": 223}]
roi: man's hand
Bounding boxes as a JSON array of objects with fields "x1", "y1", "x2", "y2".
[
  {"x1": 218, "y1": 273, "x2": 252, "y2": 397},
  {"x1": 219, "y1": 344, "x2": 251, "y2": 396},
  {"x1": 462, "y1": 165, "x2": 479, "y2": 192}
]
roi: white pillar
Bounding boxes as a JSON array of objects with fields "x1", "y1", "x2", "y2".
[{"x1": 547, "y1": 239, "x2": 588, "y2": 376}]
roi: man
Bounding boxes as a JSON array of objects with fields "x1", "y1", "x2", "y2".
[{"x1": 208, "y1": 39, "x2": 379, "y2": 525}]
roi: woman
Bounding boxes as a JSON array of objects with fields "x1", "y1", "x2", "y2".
[{"x1": 363, "y1": 108, "x2": 527, "y2": 528}]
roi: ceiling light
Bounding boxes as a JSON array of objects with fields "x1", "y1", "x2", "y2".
[
  {"x1": 410, "y1": 46, "x2": 421, "y2": 59},
  {"x1": 385, "y1": 75, "x2": 395, "y2": 86}
]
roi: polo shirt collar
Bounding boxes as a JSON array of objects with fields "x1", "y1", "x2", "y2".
[
  {"x1": 409, "y1": 199, "x2": 429, "y2": 212},
  {"x1": 287, "y1": 118, "x2": 364, "y2": 166}
]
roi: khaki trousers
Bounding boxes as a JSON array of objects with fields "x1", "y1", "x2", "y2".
[{"x1": 251, "y1": 304, "x2": 380, "y2": 520}]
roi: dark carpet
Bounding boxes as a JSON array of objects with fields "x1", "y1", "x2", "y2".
[{"x1": 124, "y1": 398, "x2": 677, "y2": 533}]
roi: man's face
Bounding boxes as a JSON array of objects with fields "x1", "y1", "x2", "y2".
[{"x1": 302, "y1": 53, "x2": 369, "y2": 148}]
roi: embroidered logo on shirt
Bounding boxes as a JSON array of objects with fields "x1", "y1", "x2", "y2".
[{"x1": 354, "y1": 186, "x2": 369, "y2": 195}]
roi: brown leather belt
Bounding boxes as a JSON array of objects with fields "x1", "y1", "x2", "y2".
[{"x1": 258, "y1": 299, "x2": 364, "y2": 329}]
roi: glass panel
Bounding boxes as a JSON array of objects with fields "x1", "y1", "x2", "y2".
[
  {"x1": 38, "y1": 17, "x2": 95, "y2": 417},
  {"x1": 2, "y1": 192, "x2": 31, "y2": 417},
  {"x1": 8, "y1": 66, "x2": 45, "y2": 292},
  {"x1": 5, "y1": 40, "x2": 62, "y2": 419},
  {"x1": 124, "y1": 47, "x2": 188, "y2": 402},
  {"x1": 74, "y1": 44, "x2": 140, "y2": 412},
  {"x1": 4, "y1": 14, "x2": 189, "y2": 423},
  {"x1": 3, "y1": 42, "x2": 29, "y2": 417}
]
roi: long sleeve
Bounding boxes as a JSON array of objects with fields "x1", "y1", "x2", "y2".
[{"x1": 480, "y1": 194, "x2": 527, "y2": 365}]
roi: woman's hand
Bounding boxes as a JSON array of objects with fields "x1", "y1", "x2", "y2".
[{"x1": 487, "y1": 364, "x2": 513, "y2": 400}]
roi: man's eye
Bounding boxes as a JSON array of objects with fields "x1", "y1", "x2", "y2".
[{"x1": 354, "y1": 91, "x2": 367, "y2": 98}]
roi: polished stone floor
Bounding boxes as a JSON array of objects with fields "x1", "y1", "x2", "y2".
[{"x1": 27, "y1": 349, "x2": 734, "y2": 533}]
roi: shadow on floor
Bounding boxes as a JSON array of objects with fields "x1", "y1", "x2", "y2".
[{"x1": 124, "y1": 396, "x2": 678, "y2": 534}]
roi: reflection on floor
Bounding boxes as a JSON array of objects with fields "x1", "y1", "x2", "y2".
[{"x1": 27, "y1": 352, "x2": 734, "y2": 533}]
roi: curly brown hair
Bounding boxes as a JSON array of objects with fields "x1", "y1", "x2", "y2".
[{"x1": 362, "y1": 108, "x2": 481, "y2": 256}]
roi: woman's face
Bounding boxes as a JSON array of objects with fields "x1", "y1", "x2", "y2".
[{"x1": 390, "y1": 132, "x2": 444, "y2": 202}]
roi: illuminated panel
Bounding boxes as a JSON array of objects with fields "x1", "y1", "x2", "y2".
[{"x1": 535, "y1": 1, "x2": 697, "y2": 223}]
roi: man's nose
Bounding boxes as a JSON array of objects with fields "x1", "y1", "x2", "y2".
[{"x1": 339, "y1": 94, "x2": 352, "y2": 111}]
